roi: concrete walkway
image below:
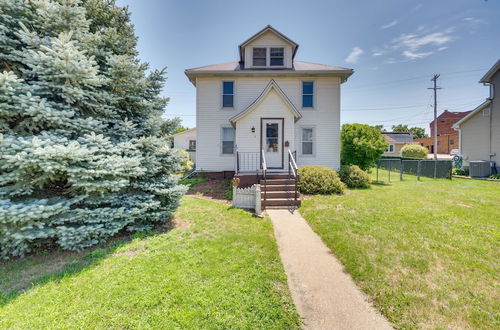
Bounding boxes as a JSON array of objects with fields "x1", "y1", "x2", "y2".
[{"x1": 267, "y1": 209, "x2": 393, "y2": 330}]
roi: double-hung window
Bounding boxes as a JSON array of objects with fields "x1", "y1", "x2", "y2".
[
  {"x1": 222, "y1": 81, "x2": 234, "y2": 108},
  {"x1": 270, "y1": 47, "x2": 284, "y2": 66},
  {"x1": 222, "y1": 127, "x2": 235, "y2": 154},
  {"x1": 253, "y1": 47, "x2": 266, "y2": 66},
  {"x1": 302, "y1": 128, "x2": 314, "y2": 155},
  {"x1": 189, "y1": 140, "x2": 196, "y2": 150},
  {"x1": 386, "y1": 144, "x2": 395, "y2": 153},
  {"x1": 302, "y1": 81, "x2": 314, "y2": 108}
]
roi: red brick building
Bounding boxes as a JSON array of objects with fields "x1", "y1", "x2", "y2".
[
  {"x1": 430, "y1": 110, "x2": 472, "y2": 136},
  {"x1": 416, "y1": 110, "x2": 471, "y2": 154}
]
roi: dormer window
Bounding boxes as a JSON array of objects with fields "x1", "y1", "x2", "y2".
[
  {"x1": 270, "y1": 48, "x2": 284, "y2": 66},
  {"x1": 253, "y1": 48, "x2": 266, "y2": 66}
]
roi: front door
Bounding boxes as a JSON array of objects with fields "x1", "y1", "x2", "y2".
[{"x1": 262, "y1": 118, "x2": 283, "y2": 169}]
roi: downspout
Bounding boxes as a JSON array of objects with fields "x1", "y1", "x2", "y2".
[{"x1": 483, "y1": 82, "x2": 494, "y2": 164}]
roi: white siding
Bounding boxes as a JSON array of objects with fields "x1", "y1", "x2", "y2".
[
  {"x1": 195, "y1": 76, "x2": 342, "y2": 172},
  {"x1": 244, "y1": 31, "x2": 293, "y2": 68},
  {"x1": 173, "y1": 129, "x2": 196, "y2": 150}
]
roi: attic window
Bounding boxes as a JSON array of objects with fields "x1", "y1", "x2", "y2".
[
  {"x1": 253, "y1": 48, "x2": 266, "y2": 66},
  {"x1": 270, "y1": 48, "x2": 284, "y2": 66}
]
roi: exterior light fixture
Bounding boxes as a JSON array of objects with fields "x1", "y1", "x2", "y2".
[{"x1": 251, "y1": 126, "x2": 255, "y2": 133}]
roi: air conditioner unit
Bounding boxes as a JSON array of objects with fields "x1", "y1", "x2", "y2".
[{"x1": 469, "y1": 160, "x2": 491, "y2": 178}]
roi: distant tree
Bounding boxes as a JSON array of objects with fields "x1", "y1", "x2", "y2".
[
  {"x1": 372, "y1": 125, "x2": 386, "y2": 132},
  {"x1": 341, "y1": 124, "x2": 388, "y2": 171},
  {"x1": 391, "y1": 124, "x2": 428, "y2": 139},
  {"x1": 160, "y1": 117, "x2": 186, "y2": 136}
]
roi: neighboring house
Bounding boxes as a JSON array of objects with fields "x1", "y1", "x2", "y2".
[
  {"x1": 172, "y1": 128, "x2": 197, "y2": 164},
  {"x1": 453, "y1": 60, "x2": 500, "y2": 173},
  {"x1": 382, "y1": 132, "x2": 415, "y2": 156},
  {"x1": 415, "y1": 110, "x2": 471, "y2": 154},
  {"x1": 185, "y1": 25, "x2": 353, "y2": 178}
]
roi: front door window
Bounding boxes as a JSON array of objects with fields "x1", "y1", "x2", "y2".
[{"x1": 262, "y1": 119, "x2": 282, "y2": 168}]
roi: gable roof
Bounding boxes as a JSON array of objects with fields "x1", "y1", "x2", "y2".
[
  {"x1": 452, "y1": 100, "x2": 492, "y2": 128},
  {"x1": 185, "y1": 60, "x2": 353, "y2": 85},
  {"x1": 239, "y1": 25, "x2": 299, "y2": 62},
  {"x1": 172, "y1": 127, "x2": 196, "y2": 137},
  {"x1": 382, "y1": 132, "x2": 414, "y2": 143},
  {"x1": 479, "y1": 60, "x2": 500, "y2": 84},
  {"x1": 229, "y1": 80, "x2": 302, "y2": 125}
]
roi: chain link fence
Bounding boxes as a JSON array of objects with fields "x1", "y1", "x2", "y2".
[{"x1": 376, "y1": 156, "x2": 453, "y2": 182}]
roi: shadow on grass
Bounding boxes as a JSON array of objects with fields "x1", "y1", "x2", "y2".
[
  {"x1": 371, "y1": 181, "x2": 392, "y2": 186},
  {"x1": 0, "y1": 223, "x2": 173, "y2": 307}
]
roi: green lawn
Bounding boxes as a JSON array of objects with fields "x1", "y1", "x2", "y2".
[
  {"x1": 300, "y1": 171, "x2": 499, "y2": 329},
  {"x1": 0, "y1": 197, "x2": 300, "y2": 329}
]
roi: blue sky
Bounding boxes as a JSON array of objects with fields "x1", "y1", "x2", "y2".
[{"x1": 116, "y1": 0, "x2": 499, "y2": 132}]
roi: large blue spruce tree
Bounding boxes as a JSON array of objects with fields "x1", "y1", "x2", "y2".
[{"x1": 0, "y1": 0, "x2": 187, "y2": 258}]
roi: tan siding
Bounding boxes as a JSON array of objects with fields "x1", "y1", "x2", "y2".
[{"x1": 460, "y1": 108, "x2": 490, "y2": 165}]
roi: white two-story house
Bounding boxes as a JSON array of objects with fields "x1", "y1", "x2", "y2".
[{"x1": 185, "y1": 25, "x2": 353, "y2": 180}]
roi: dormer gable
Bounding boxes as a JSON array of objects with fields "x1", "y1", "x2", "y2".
[{"x1": 239, "y1": 25, "x2": 298, "y2": 69}]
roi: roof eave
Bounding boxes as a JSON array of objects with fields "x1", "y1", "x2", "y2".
[
  {"x1": 479, "y1": 60, "x2": 500, "y2": 84},
  {"x1": 452, "y1": 100, "x2": 492, "y2": 128}
]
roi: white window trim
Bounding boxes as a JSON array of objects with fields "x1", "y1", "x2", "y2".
[
  {"x1": 270, "y1": 47, "x2": 285, "y2": 67},
  {"x1": 301, "y1": 80, "x2": 316, "y2": 109},
  {"x1": 221, "y1": 126, "x2": 235, "y2": 156},
  {"x1": 251, "y1": 46, "x2": 286, "y2": 68},
  {"x1": 387, "y1": 144, "x2": 395, "y2": 153},
  {"x1": 221, "y1": 80, "x2": 235, "y2": 109},
  {"x1": 300, "y1": 126, "x2": 316, "y2": 157}
]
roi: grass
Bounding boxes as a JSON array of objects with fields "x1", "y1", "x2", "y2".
[
  {"x1": 300, "y1": 170, "x2": 499, "y2": 329},
  {"x1": 0, "y1": 197, "x2": 300, "y2": 329}
]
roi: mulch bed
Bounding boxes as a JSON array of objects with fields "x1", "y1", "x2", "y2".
[{"x1": 186, "y1": 179, "x2": 232, "y2": 205}]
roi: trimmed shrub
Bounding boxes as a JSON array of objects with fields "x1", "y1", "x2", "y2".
[
  {"x1": 453, "y1": 168, "x2": 469, "y2": 176},
  {"x1": 401, "y1": 144, "x2": 428, "y2": 159},
  {"x1": 339, "y1": 165, "x2": 371, "y2": 188},
  {"x1": 297, "y1": 166, "x2": 345, "y2": 194},
  {"x1": 489, "y1": 174, "x2": 500, "y2": 180}
]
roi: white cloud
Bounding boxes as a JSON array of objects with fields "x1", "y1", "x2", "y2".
[
  {"x1": 393, "y1": 29, "x2": 454, "y2": 51},
  {"x1": 402, "y1": 50, "x2": 434, "y2": 59},
  {"x1": 372, "y1": 52, "x2": 383, "y2": 56},
  {"x1": 412, "y1": 4, "x2": 423, "y2": 11},
  {"x1": 380, "y1": 20, "x2": 398, "y2": 30},
  {"x1": 437, "y1": 47, "x2": 448, "y2": 51},
  {"x1": 345, "y1": 47, "x2": 364, "y2": 63}
]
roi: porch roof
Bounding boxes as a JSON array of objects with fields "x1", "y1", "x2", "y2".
[{"x1": 229, "y1": 79, "x2": 302, "y2": 125}]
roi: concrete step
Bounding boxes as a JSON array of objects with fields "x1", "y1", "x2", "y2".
[
  {"x1": 261, "y1": 184, "x2": 296, "y2": 192},
  {"x1": 262, "y1": 191, "x2": 298, "y2": 199},
  {"x1": 262, "y1": 198, "x2": 301, "y2": 207},
  {"x1": 261, "y1": 178, "x2": 296, "y2": 185}
]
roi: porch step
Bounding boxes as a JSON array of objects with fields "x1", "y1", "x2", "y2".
[
  {"x1": 261, "y1": 184, "x2": 296, "y2": 192},
  {"x1": 265, "y1": 173, "x2": 292, "y2": 179},
  {"x1": 261, "y1": 179, "x2": 296, "y2": 185},
  {"x1": 262, "y1": 191, "x2": 297, "y2": 199},
  {"x1": 262, "y1": 198, "x2": 301, "y2": 207}
]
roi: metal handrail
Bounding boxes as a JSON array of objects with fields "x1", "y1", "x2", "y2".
[
  {"x1": 287, "y1": 150, "x2": 299, "y2": 211},
  {"x1": 261, "y1": 149, "x2": 267, "y2": 205}
]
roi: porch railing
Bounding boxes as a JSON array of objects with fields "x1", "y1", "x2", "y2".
[
  {"x1": 287, "y1": 150, "x2": 299, "y2": 211},
  {"x1": 236, "y1": 151, "x2": 260, "y2": 174},
  {"x1": 261, "y1": 149, "x2": 267, "y2": 204}
]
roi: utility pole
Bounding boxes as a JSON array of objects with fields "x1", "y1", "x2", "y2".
[{"x1": 428, "y1": 74, "x2": 442, "y2": 160}]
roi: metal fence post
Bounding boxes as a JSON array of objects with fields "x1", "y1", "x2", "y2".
[
  {"x1": 434, "y1": 160, "x2": 437, "y2": 179},
  {"x1": 388, "y1": 160, "x2": 391, "y2": 182},
  {"x1": 376, "y1": 161, "x2": 379, "y2": 182},
  {"x1": 417, "y1": 160, "x2": 421, "y2": 181},
  {"x1": 400, "y1": 159, "x2": 403, "y2": 181}
]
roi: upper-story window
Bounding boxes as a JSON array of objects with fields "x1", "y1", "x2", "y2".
[
  {"x1": 302, "y1": 81, "x2": 314, "y2": 108},
  {"x1": 253, "y1": 48, "x2": 266, "y2": 66},
  {"x1": 270, "y1": 48, "x2": 284, "y2": 66},
  {"x1": 222, "y1": 81, "x2": 234, "y2": 108}
]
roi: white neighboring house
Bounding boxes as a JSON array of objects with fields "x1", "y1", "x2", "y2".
[
  {"x1": 172, "y1": 128, "x2": 197, "y2": 164},
  {"x1": 453, "y1": 60, "x2": 500, "y2": 173},
  {"x1": 184, "y1": 25, "x2": 353, "y2": 178}
]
